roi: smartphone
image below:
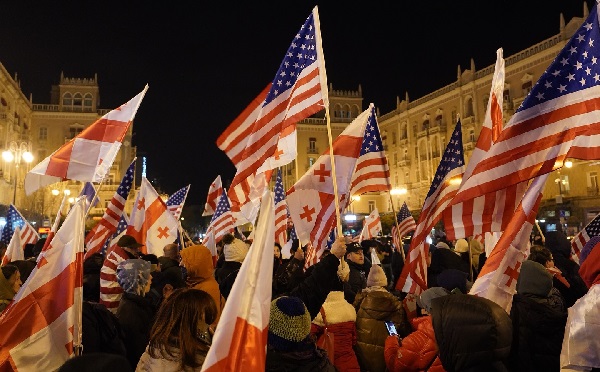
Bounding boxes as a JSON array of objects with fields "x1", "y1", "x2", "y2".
[{"x1": 384, "y1": 321, "x2": 398, "y2": 336}]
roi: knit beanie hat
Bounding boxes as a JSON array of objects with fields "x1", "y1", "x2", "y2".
[
  {"x1": 224, "y1": 238, "x2": 249, "y2": 263},
  {"x1": 268, "y1": 296, "x2": 311, "y2": 351},
  {"x1": 417, "y1": 287, "x2": 450, "y2": 313},
  {"x1": 454, "y1": 239, "x2": 469, "y2": 253},
  {"x1": 516, "y1": 260, "x2": 552, "y2": 297},
  {"x1": 367, "y1": 264, "x2": 388, "y2": 287},
  {"x1": 116, "y1": 259, "x2": 152, "y2": 296}
]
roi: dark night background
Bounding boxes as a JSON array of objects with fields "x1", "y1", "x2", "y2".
[{"x1": 0, "y1": 1, "x2": 593, "y2": 206}]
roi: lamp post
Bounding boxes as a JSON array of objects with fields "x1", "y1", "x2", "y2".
[{"x1": 2, "y1": 141, "x2": 33, "y2": 205}]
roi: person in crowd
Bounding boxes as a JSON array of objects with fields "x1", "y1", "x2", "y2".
[
  {"x1": 273, "y1": 239, "x2": 307, "y2": 298},
  {"x1": 430, "y1": 293, "x2": 513, "y2": 371},
  {"x1": 311, "y1": 290, "x2": 360, "y2": 371},
  {"x1": 9, "y1": 259, "x2": 36, "y2": 283},
  {"x1": 528, "y1": 244, "x2": 584, "y2": 308},
  {"x1": 0, "y1": 264, "x2": 21, "y2": 314},
  {"x1": 384, "y1": 286, "x2": 449, "y2": 372},
  {"x1": 273, "y1": 242, "x2": 283, "y2": 275},
  {"x1": 266, "y1": 296, "x2": 336, "y2": 371},
  {"x1": 435, "y1": 268, "x2": 469, "y2": 294},
  {"x1": 100, "y1": 234, "x2": 144, "y2": 313},
  {"x1": 343, "y1": 242, "x2": 368, "y2": 304},
  {"x1": 158, "y1": 243, "x2": 183, "y2": 281},
  {"x1": 453, "y1": 238, "x2": 478, "y2": 281},
  {"x1": 214, "y1": 233, "x2": 248, "y2": 299},
  {"x1": 469, "y1": 238, "x2": 485, "y2": 280},
  {"x1": 23, "y1": 243, "x2": 36, "y2": 261},
  {"x1": 115, "y1": 259, "x2": 155, "y2": 370},
  {"x1": 353, "y1": 264, "x2": 411, "y2": 372},
  {"x1": 287, "y1": 237, "x2": 348, "y2": 319},
  {"x1": 560, "y1": 237, "x2": 600, "y2": 371},
  {"x1": 428, "y1": 240, "x2": 470, "y2": 288},
  {"x1": 57, "y1": 353, "x2": 132, "y2": 372},
  {"x1": 81, "y1": 253, "x2": 127, "y2": 357},
  {"x1": 543, "y1": 225, "x2": 588, "y2": 305},
  {"x1": 145, "y1": 269, "x2": 187, "y2": 311},
  {"x1": 137, "y1": 288, "x2": 218, "y2": 371},
  {"x1": 180, "y1": 243, "x2": 224, "y2": 326},
  {"x1": 141, "y1": 253, "x2": 160, "y2": 272},
  {"x1": 509, "y1": 259, "x2": 567, "y2": 371}
]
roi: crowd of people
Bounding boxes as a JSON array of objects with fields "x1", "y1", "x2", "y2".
[{"x1": 0, "y1": 222, "x2": 598, "y2": 371}]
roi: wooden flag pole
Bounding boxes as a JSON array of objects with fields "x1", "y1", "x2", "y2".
[{"x1": 387, "y1": 193, "x2": 406, "y2": 262}]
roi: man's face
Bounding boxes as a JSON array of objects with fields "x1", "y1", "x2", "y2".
[{"x1": 347, "y1": 250, "x2": 364, "y2": 265}]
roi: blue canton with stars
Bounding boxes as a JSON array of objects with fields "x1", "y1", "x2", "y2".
[
  {"x1": 102, "y1": 214, "x2": 129, "y2": 255},
  {"x1": 274, "y1": 169, "x2": 285, "y2": 205},
  {"x1": 359, "y1": 106, "x2": 384, "y2": 156},
  {"x1": 167, "y1": 185, "x2": 190, "y2": 210},
  {"x1": 264, "y1": 12, "x2": 318, "y2": 105},
  {"x1": 1, "y1": 205, "x2": 26, "y2": 244},
  {"x1": 116, "y1": 161, "x2": 135, "y2": 201},
  {"x1": 426, "y1": 119, "x2": 465, "y2": 199},
  {"x1": 583, "y1": 212, "x2": 600, "y2": 239},
  {"x1": 397, "y1": 202, "x2": 412, "y2": 223},
  {"x1": 517, "y1": 6, "x2": 600, "y2": 112},
  {"x1": 210, "y1": 189, "x2": 231, "y2": 224}
]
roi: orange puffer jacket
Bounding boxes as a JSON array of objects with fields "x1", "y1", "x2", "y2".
[{"x1": 384, "y1": 316, "x2": 445, "y2": 372}]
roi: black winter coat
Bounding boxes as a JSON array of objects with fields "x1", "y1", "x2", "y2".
[
  {"x1": 509, "y1": 292, "x2": 568, "y2": 371},
  {"x1": 116, "y1": 292, "x2": 156, "y2": 370},
  {"x1": 214, "y1": 260, "x2": 242, "y2": 299},
  {"x1": 265, "y1": 343, "x2": 337, "y2": 372},
  {"x1": 343, "y1": 260, "x2": 367, "y2": 304}
]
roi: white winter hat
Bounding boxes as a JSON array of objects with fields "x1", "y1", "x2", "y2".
[
  {"x1": 224, "y1": 238, "x2": 249, "y2": 262},
  {"x1": 367, "y1": 264, "x2": 388, "y2": 287},
  {"x1": 454, "y1": 239, "x2": 469, "y2": 253}
]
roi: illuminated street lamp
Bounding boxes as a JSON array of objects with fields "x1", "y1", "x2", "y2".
[{"x1": 2, "y1": 141, "x2": 33, "y2": 205}]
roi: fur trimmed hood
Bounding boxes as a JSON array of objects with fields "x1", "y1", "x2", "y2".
[{"x1": 312, "y1": 291, "x2": 356, "y2": 326}]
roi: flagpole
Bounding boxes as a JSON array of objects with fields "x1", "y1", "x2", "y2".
[
  {"x1": 388, "y1": 193, "x2": 406, "y2": 262},
  {"x1": 86, "y1": 178, "x2": 105, "y2": 219}
]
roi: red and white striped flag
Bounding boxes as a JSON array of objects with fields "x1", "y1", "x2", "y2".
[
  {"x1": 202, "y1": 190, "x2": 275, "y2": 371},
  {"x1": 349, "y1": 105, "x2": 391, "y2": 197},
  {"x1": 224, "y1": 6, "x2": 328, "y2": 222},
  {"x1": 1, "y1": 205, "x2": 39, "y2": 249},
  {"x1": 126, "y1": 177, "x2": 179, "y2": 256},
  {"x1": 202, "y1": 189, "x2": 235, "y2": 246},
  {"x1": 84, "y1": 159, "x2": 136, "y2": 259},
  {"x1": 391, "y1": 202, "x2": 416, "y2": 250},
  {"x1": 202, "y1": 175, "x2": 223, "y2": 216},
  {"x1": 360, "y1": 208, "x2": 382, "y2": 242},
  {"x1": 166, "y1": 184, "x2": 190, "y2": 220},
  {"x1": 396, "y1": 119, "x2": 465, "y2": 295},
  {"x1": 286, "y1": 106, "x2": 370, "y2": 267},
  {"x1": 469, "y1": 173, "x2": 549, "y2": 313},
  {"x1": 274, "y1": 169, "x2": 288, "y2": 246},
  {"x1": 571, "y1": 210, "x2": 600, "y2": 262},
  {"x1": 0, "y1": 198, "x2": 85, "y2": 371},
  {"x1": 453, "y1": 8, "x2": 600, "y2": 206},
  {"x1": 445, "y1": 48, "x2": 527, "y2": 240},
  {"x1": 41, "y1": 193, "x2": 69, "y2": 252},
  {"x1": 1, "y1": 228, "x2": 24, "y2": 266},
  {"x1": 24, "y1": 86, "x2": 147, "y2": 195}
]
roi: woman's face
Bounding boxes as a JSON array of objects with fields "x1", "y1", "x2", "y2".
[
  {"x1": 9, "y1": 270, "x2": 22, "y2": 294},
  {"x1": 274, "y1": 245, "x2": 281, "y2": 259}
]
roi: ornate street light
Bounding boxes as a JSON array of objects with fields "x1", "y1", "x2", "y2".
[{"x1": 2, "y1": 141, "x2": 33, "y2": 205}]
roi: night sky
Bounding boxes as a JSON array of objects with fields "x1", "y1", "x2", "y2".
[{"x1": 0, "y1": 1, "x2": 593, "y2": 205}]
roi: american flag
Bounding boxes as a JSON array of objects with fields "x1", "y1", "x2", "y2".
[
  {"x1": 202, "y1": 175, "x2": 223, "y2": 216},
  {"x1": 78, "y1": 182, "x2": 99, "y2": 211},
  {"x1": 167, "y1": 184, "x2": 190, "y2": 220},
  {"x1": 453, "y1": 5, "x2": 600, "y2": 206},
  {"x1": 396, "y1": 119, "x2": 465, "y2": 294},
  {"x1": 203, "y1": 188, "x2": 235, "y2": 245},
  {"x1": 349, "y1": 105, "x2": 391, "y2": 197},
  {"x1": 445, "y1": 48, "x2": 527, "y2": 240},
  {"x1": 84, "y1": 159, "x2": 135, "y2": 258},
  {"x1": 392, "y1": 202, "x2": 416, "y2": 250},
  {"x1": 571, "y1": 210, "x2": 600, "y2": 260},
  {"x1": 102, "y1": 213, "x2": 129, "y2": 256},
  {"x1": 360, "y1": 208, "x2": 382, "y2": 242},
  {"x1": 1, "y1": 205, "x2": 39, "y2": 248},
  {"x1": 274, "y1": 169, "x2": 288, "y2": 246},
  {"x1": 225, "y1": 6, "x2": 328, "y2": 221}
]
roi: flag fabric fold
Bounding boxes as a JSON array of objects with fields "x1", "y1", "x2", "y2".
[
  {"x1": 225, "y1": 6, "x2": 328, "y2": 222},
  {"x1": 84, "y1": 159, "x2": 136, "y2": 259},
  {"x1": 1, "y1": 228, "x2": 24, "y2": 266},
  {"x1": 453, "y1": 6, "x2": 600, "y2": 206},
  {"x1": 444, "y1": 48, "x2": 527, "y2": 240},
  {"x1": 166, "y1": 184, "x2": 190, "y2": 220},
  {"x1": 202, "y1": 189, "x2": 235, "y2": 247},
  {"x1": 202, "y1": 175, "x2": 223, "y2": 216},
  {"x1": 202, "y1": 189, "x2": 275, "y2": 371},
  {"x1": 396, "y1": 119, "x2": 465, "y2": 294},
  {"x1": 469, "y1": 173, "x2": 549, "y2": 313},
  {"x1": 571, "y1": 211, "x2": 600, "y2": 262},
  {"x1": 286, "y1": 105, "x2": 371, "y2": 266},
  {"x1": 1, "y1": 205, "x2": 39, "y2": 248},
  {"x1": 126, "y1": 177, "x2": 179, "y2": 256},
  {"x1": 25, "y1": 86, "x2": 148, "y2": 195},
  {"x1": 391, "y1": 202, "x2": 416, "y2": 250},
  {"x1": 360, "y1": 208, "x2": 382, "y2": 242},
  {"x1": 0, "y1": 198, "x2": 85, "y2": 371},
  {"x1": 274, "y1": 169, "x2": 288, "y2": 246}
]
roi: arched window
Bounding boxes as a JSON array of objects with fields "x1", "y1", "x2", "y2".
[
  {"x1": 84, "y1": 93, "x2": 93, "y2": 108},
  {"x1": 73, "y1": 93, "x2": 83, "y2": 106},
  {"x1": 465, "y1": 97, "x2": 474, "y2": 117},
  {"x1": 63, "y1": 93, "x2": 72, "y2": 106}
]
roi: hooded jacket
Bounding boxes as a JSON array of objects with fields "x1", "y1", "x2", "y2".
[
  {"x1": 0, "y1": 269, "x2": 16, "y2": 314},
  {"x1": 431, "y1": 294, "x2": 512, "y2": 372},
  {"x1": 180, "y1": 244, "x2": 223, "y2": 325}
]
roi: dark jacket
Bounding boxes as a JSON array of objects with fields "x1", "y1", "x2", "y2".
[
  {"x1": 265, "y1": 343, "x2": 337, "y2": 372},
  {"x1": 428, "y1": 249, "x2": 470, "y2": 288},
  {"x1": 115, "y1": 292, "x2": 156, "y2": 369},
  {"x1": 431, "y1": 294, "x2": 512, "y2": 372},
  {"x1": 353, "y1": 288, "x2": 411, "y2": 372},
  {"x1": 215, "y1": 260, "x2": 242, "y2": 299},
  {"x1": 82, "y1": 301, "x2": 127, "y2": 357},
  {"x1": 343, "y1": 260, "x2": 367, "y2": 304},
  {"x1": 273, "y1": 257, "x2": 306, "y2": 298},
  {"x1": 509, "y1": 292, "x2": 568, "y2": 371}
]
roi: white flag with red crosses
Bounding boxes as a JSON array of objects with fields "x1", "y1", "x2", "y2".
[{"x1": 126, "y1": 177, "x2": 179, "y2": 256}]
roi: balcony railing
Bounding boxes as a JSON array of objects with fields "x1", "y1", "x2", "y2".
[{"x1": 307, "y1": 146, "x2": 319, "y2": 154}]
